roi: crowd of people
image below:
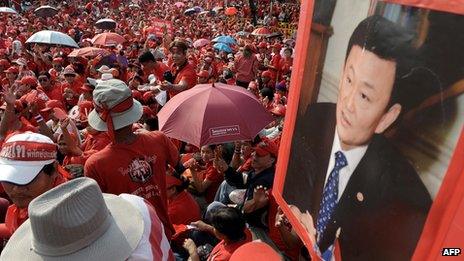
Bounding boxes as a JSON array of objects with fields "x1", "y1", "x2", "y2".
[{"x1": 0, "y1": 0, "x2": 305, "y2": 260}]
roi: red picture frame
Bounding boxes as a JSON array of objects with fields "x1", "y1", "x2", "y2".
[{"x1": 272, "y1": 0, "x2": 464, "y2": 259}]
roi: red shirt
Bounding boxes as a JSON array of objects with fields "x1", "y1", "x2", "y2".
[
  {"x1": 207, "y1": 229, "x2": 252, "y2": 261},
  {"x1": 143, "y1": 62, "x2": 170, "y2": 83},
  {"x1": 202, "y1": 162, "x2": 223, "y2": 203},
  {"x1": 84, "y1": 131, "x2": 179, "y2": 238},
  {"x1": 38, "y1": 82, "x2": 63, "y2": 103},
  {"x1": 168, "y1": 190, "x2": 201, "y2": 227},
  {"x1": 170, "y1": 62, "x2": 197, "y2": 99}
]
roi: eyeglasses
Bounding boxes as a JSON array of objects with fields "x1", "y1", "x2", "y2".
[
  {"x1": 38, "y1": 78, "x2": 49, "y2": 82},
  {"x1": 64, "y1": 74, "x2": 76, "y2": 78}
]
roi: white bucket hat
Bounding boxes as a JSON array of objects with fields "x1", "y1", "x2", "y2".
[
  {"x1": 88, "y1": 79, "x2": 143, "y2": 134},
  {"x1": 1, "y1": 177, "x2": 144, "y2": 260},
  {"x1": 0, "y1": 132, "x2": 57, "y2": 185}
]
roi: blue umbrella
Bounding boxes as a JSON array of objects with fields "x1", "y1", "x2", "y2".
[
  {"x1": 212, "y1": 35, "x2": 236, "y2": 45},
  {"x1": 213, "y1": 43, "x2": 232, "y2": 53}
]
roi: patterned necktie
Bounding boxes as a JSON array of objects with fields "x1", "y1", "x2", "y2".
[{"x1": 316, "y1": 151, "x2": 347, "y2": 245}]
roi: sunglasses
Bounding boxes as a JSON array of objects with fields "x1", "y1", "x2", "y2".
[
  {"x1": 64, "y1": 74, "x2": 76, "y2": 77},
  {"x1": 38, "y1": 78, "x2": 49, "y2": 82}
]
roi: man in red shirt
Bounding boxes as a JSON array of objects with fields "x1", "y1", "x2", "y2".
[
  {"x1": 138, "y1": 51, "x2": 170, "y2": 83},
  {"x1": 0, "y1": 132, "x2": 67, "y2": 240},
  {"x1": 158, "y1": 40, "x2": 197, "y2": 99},
  {"x1": 37, "y1": 71, "x2": 63, "y2": 103},
  {"x1": 84, "y1": 79, "x2": 181, "y2": 239}
]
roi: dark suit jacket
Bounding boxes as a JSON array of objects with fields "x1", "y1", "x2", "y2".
[{"x1": 283, "y1": 103, "x2": 432, "y2": 261}]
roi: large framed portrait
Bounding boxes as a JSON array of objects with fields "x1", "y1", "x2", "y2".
[{"x1": 273, "y1": 0, "x2": 464, "y2": 260}]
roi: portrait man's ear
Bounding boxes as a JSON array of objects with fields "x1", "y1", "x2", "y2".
[{"x1": 374, "y1": 103, "x2": 401, "y2": 134}]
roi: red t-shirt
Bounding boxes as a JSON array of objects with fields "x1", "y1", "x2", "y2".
[
  {"x1": 207, "y1": 229, "x2": 252, "y2": 261},
  {"x1": 202, "y1": 162, "x2": 224, "y2": 203},
  {"x1": 143, "y1": 62, "x2": 170, "y2": 83},
  {"x1": 170, "y1": 62, "x2": 197, "y2": 99},
  {"x1": 38, "y1": 82, "x2": 63, "y2": 103},
  {"x1": 84, "y1": 131, "x2": 179, "y2": 238},
  {"x1": 168, "y1": 190, "x2": 201, "y2": 227}
]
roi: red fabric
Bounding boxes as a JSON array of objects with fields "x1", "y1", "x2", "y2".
[
  {"x1": 1, "y1": 173, "x2": 66, "y2": 239},
  {"x1": 38, "y1": 82, "x2": 64, "y2": 103},
  {"x1": 207, "y1": 229, "x2": 252, "y2": 261},
  {"x1": 168, "y1": 190, "x2": 201, "y2": 228},
  {"x1": 267, "y1": 192, "x2": 300, "y2": 260},
  {"x1": 19, "y1": 89, "x2": 50, "y2": 112},
  {"x1": 234, "y1": 55, "x2": 258, "y2": 83},
  {"x1": 143, "y1": 62, "x2": 170, "y2": 83},
  {"x1": 85, "y1": 131, "x2": 179, "y2": 239},
  {"x1": 170, "y1": 62, "x2": 197, "y2": 99},
  {"x1": 202, "y1": 162, "x2": 223, "y2": 203},
  {"x1": 270, "y1": 53, "x2": 282, "y2": 80}
]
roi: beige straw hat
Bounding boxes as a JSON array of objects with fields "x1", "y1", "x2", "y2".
[{"x1": 1, "y1": 177, "x2": 144, "y2": 261}]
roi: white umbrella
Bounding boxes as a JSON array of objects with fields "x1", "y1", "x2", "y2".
[
  {"x1": 26, "y1": 30, "x2": 79, "y2": 48},
  {"x1": 0, "y1": 7, "x2": 17, "y2": 14}
]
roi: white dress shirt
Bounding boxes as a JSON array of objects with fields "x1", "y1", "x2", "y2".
[{"x1": 323, "y1": 128, "x2": 368, "y2": 201}]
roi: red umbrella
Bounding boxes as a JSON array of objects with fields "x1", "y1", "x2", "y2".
[
  {"x1": 68, "y1": 47, "x2": 110, "y2": 58},
  {"x1": 225, "y1": 7, "x2": 238, "y2": 16},
  {"x1": 251, "y1": 27, "x2": 272, "y2": 37},
  {"x1": 91, "y1": 32, "x2": 126, "y2": 46},
  {"x1": 157, "y1": 83, "x2": 274, "y2": 147}
]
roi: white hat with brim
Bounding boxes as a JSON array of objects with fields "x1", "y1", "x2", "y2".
[
  {"x1": 1, "y1": 178, "x2": 144, "y2": 260},
  {"x1": 87, "y1": 99, "x2": 143, "y2": 132},
  {"x1": 0, "y1": 158, "x2": 55, "y2": 185},
  {"x1": 0, "y1": 132, "x2": 56, "y2": 185},
  {"x1": 87, "y1": 79, "x2": 143, "y2": 132}
]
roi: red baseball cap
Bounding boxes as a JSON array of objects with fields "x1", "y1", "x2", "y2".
[
  {"x1": 20, "y1": 76, "x2": 38, "y2": 86},
  {"x1": 4, "y1": 66, "x2": 19, "y2": 74},
  {"x1": 197, "y1": 70, "x2": 209, "y2": 78},
  {"x1": 272, "y1": 43, "x2": 282, "y2": 50},
  {"x1": 41, "y1": 100, "x2": 65, "y2": 112},
  {"x1": 261, "y1": 70, "x2": 272, "y2": 78},
  {"x1": 254, "y1": 138, "x2": 279, "y2": 157},
  {"x1": 230, "y1": 242, "x2": 281, "y2": 261},
  {"x1": 258, "y1": 42, "x2": 268, "y2": 49}
]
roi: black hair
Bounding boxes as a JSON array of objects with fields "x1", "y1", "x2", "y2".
[
  {"x1": 346, "y1": 15, "x2": 419, "y2": 111},
  {"x1": 38, "y1": 71, "x2": 51, "y2": 79},
  {"x1": 173, "y1": 176, "x2": 190, "y2": 192},
  {"x1": 41, "y1": 162, "x2": 56, "y2": 176},
  {"x1": 138, "y1": 51, "x2": 156, "y2": 63},
  {"x1": 211, "y1": 207, "x2": 246, "y2": 241},
  {"x1": 260, "y1": 87, "x2": 274, "y2": 101},
  {"x1": 144, "y1": 117, "x2": 159, "y2": 131}
]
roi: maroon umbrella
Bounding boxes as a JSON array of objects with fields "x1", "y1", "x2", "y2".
[{"x1": 157, "y1": 83, "x2": 274, "y2": 147}]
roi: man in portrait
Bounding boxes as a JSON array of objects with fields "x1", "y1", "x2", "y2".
[{"x1": 283, "y1": 15, "x2": 432, "y2": 260}]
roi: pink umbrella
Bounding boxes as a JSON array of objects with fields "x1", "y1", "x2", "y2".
[
  {"x1": 91, "y1": 32, "x2": 126, "y2": 46},
  {"x1": 68, "y1": 47, "x2": 110, "y2": 58},
  {"x1": 193, "y1": 38, "x2": 210, "y2": 48},
  {"x1": 158, "y1": 83, "x2": 274, "y2": 147},
  {"x1": 174, "y1": 2, "x2": 185, "y2": 8}
]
